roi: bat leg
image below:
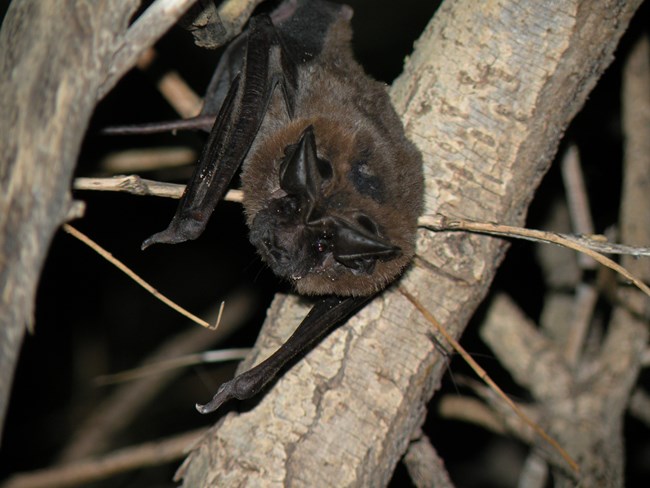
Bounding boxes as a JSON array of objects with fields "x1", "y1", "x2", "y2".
[{"x1": 196, "y1": 294, "x2": 373, "y2": 413}]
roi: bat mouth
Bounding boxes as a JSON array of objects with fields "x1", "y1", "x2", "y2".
[
  {"x1": 252, "y1": 224, "x2": 317, "y2": 280},
  {"x1": 250, "y1": 195, "x2": 403, "y2": 282}
]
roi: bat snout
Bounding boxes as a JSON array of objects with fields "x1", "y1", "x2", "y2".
[{"x1": 250, "y1": 219, "x2": 317, "y2": 280}]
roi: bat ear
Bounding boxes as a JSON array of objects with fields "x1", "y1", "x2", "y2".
[
  {"x1": 279, "y1": 125, "x2": 332, "y2": 201},
  {"x1": 333, "y1": 218, "x2": 400, "y2": 272}
]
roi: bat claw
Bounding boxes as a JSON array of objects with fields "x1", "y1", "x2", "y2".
[
  {"x1": 195, "y1": 399, "x2": 223, "y2": 414},
  {"x1": 141, "y1": 218, "x2": 206, "y2": 250},
  {"x1": 141, "y1": 230, "x2": 173, "y2": 250},
  {"x1": 195, "y1": 382, "x2": 235, "y2": 414}
]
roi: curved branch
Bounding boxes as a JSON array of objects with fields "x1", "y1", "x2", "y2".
[{"x1": 0, "y1": 0, "x2": 196, "y2": 442}]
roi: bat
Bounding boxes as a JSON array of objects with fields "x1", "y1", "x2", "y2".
[{"x1": 122, "y1": 0, "x2": 424, "y2": 413}]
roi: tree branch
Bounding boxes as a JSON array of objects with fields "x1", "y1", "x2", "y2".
[
  {"x1": 3, "y1": 429, "x2": 205, "y2": 488},
  {"x1": 176, "y1": 0, "x2": 644, "y2": 485},
  {"x1": 0, "y1": 0, "x2": 197, "y2": 442}
]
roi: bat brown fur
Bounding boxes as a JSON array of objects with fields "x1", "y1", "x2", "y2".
[
  {"x1": 241, "y1": 7, "x2": 422, "y2": 296},
  {"x1": 130, "y1": 0, "x2": 424, "y2": 412}
]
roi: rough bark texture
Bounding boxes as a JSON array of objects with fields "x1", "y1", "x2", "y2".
[
  {"x1": 176, "y1": 0, "x2": 643, "y2": 486},
  {"x1": 0, "y1": 0, "x2": 198, "y2": 443}
]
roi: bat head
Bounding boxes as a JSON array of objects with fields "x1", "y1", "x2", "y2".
[{"x1": 242, "y1": 119, "x2": 422, "y2": 296}]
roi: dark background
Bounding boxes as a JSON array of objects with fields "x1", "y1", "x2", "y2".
[{"x1": 0, "y1": 1, "x2": 648, "y2": 486}]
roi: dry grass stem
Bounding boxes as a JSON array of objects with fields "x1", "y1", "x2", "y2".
[
  {"x1": 399, "y1": 286, "x2": 580, "y2": 474},
  {"x1": 62, "y1": 224, "x2": 218, "y2": 330}
]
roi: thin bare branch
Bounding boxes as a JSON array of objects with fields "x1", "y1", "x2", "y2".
[
  {"x1": 136, "y1": 48, "x2": 203, "y2": 118},
  {"x1": 438, "y1": 395, "x2": 507, "y2": 435},
  {"x1": 4, "y1": 429, "x2": 205, "y2": 488},
  {"x1": 403, "y1": 431, "x2": 456, "y2": 488},
  {"x1": 95, "y1": 348, "x2": 250, "y2": 385},
  {"x1": 100, "y1": 147, "x2": 198, "y2": 173},
  {"x1": 629, "y1": 388, "x2": 650, "y2": 426},
  {"x1": 99, "y1": 0, "x2": 198, "y2": 99},
  {"x1": 73, "y1": 175, "x2": 243, "y2": 202},
  {"x1": 518, "y1": 452, "x2": 550, "y2": 488},
  {"x1": 560, "y1": 145, "x2": 597, "y2": 270},
  {"x1": 564, "y1": 283, "x2": 598, "y2": 365},
  {"x1": 76, "y1": 176, "x2": 650, "y2": 261},
  {"x1": 420, "y1": 215, "x2": 650, "y2": 298}
]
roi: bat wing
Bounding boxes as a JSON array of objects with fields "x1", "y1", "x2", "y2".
[
  {"x1": 199, "y1": 30, "x2": 248, "y2": 118},
  {"x1": 142, "y1": 14, "x2": 298, "y2": 248},
  {"x1": 196, "y1": 294, "x2": 373, "y2": 413}
]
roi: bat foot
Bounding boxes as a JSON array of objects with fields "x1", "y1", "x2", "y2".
[
  {"x1": 141, "y1": 229, "x2": 176, "y2": 250},
  {"x1": 141, "y1": 218, "x2": 206, "y2": 250},
  {"x1": 195, "y1": 380, "x2": 238, "y2": 414},
  {"x1": 195, "y1": 366, "x2": 272, "y2": 414}
]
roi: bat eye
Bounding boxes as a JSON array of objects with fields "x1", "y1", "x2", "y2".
[
  {"x1": 314, "y1": 231, "x2": 333, "y2": 253},
  {"x1": 355, "y1": 214, "x2": 378, "y2": 235},
  {"x1": 283, "y1": 143, "x2": 297, "y2": 156}
]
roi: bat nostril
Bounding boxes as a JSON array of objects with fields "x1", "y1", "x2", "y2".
[{"x1": 266, "y1": 242, "x2": 291, "y2": 265}]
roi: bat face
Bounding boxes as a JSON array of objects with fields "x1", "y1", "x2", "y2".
[
  {"x1": 242, "y1": 116, "x2": 422, "y2": 297},
  {"x1": 234, "y1": 2, "x2": 423, "y2": 298}
]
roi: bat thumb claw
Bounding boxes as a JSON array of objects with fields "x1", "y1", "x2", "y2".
[
  {"x1": 141, "y1": 229, "x2": 177, "y2": 250},
  {"x1": 140, "y1": 237, "x2": 156, "y2": 251}
]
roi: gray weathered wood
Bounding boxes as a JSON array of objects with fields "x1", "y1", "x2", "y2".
[{"x1": 0, "y1": 0, "x2": 197, "y2": 443}]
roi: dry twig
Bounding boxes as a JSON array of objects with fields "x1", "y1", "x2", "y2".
[
  {"x1": 73, "y1": 175, "x2": 243, "y2": 202},
  {"x1": 403, "y1": 431, "x2": 455, "y2": 488},
  {"x1": 4, "y1": 429, "x2": 205, "y2": 488},
  {"x1": 420, "y1": 215, "x2": 650, "y2": 298}
]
